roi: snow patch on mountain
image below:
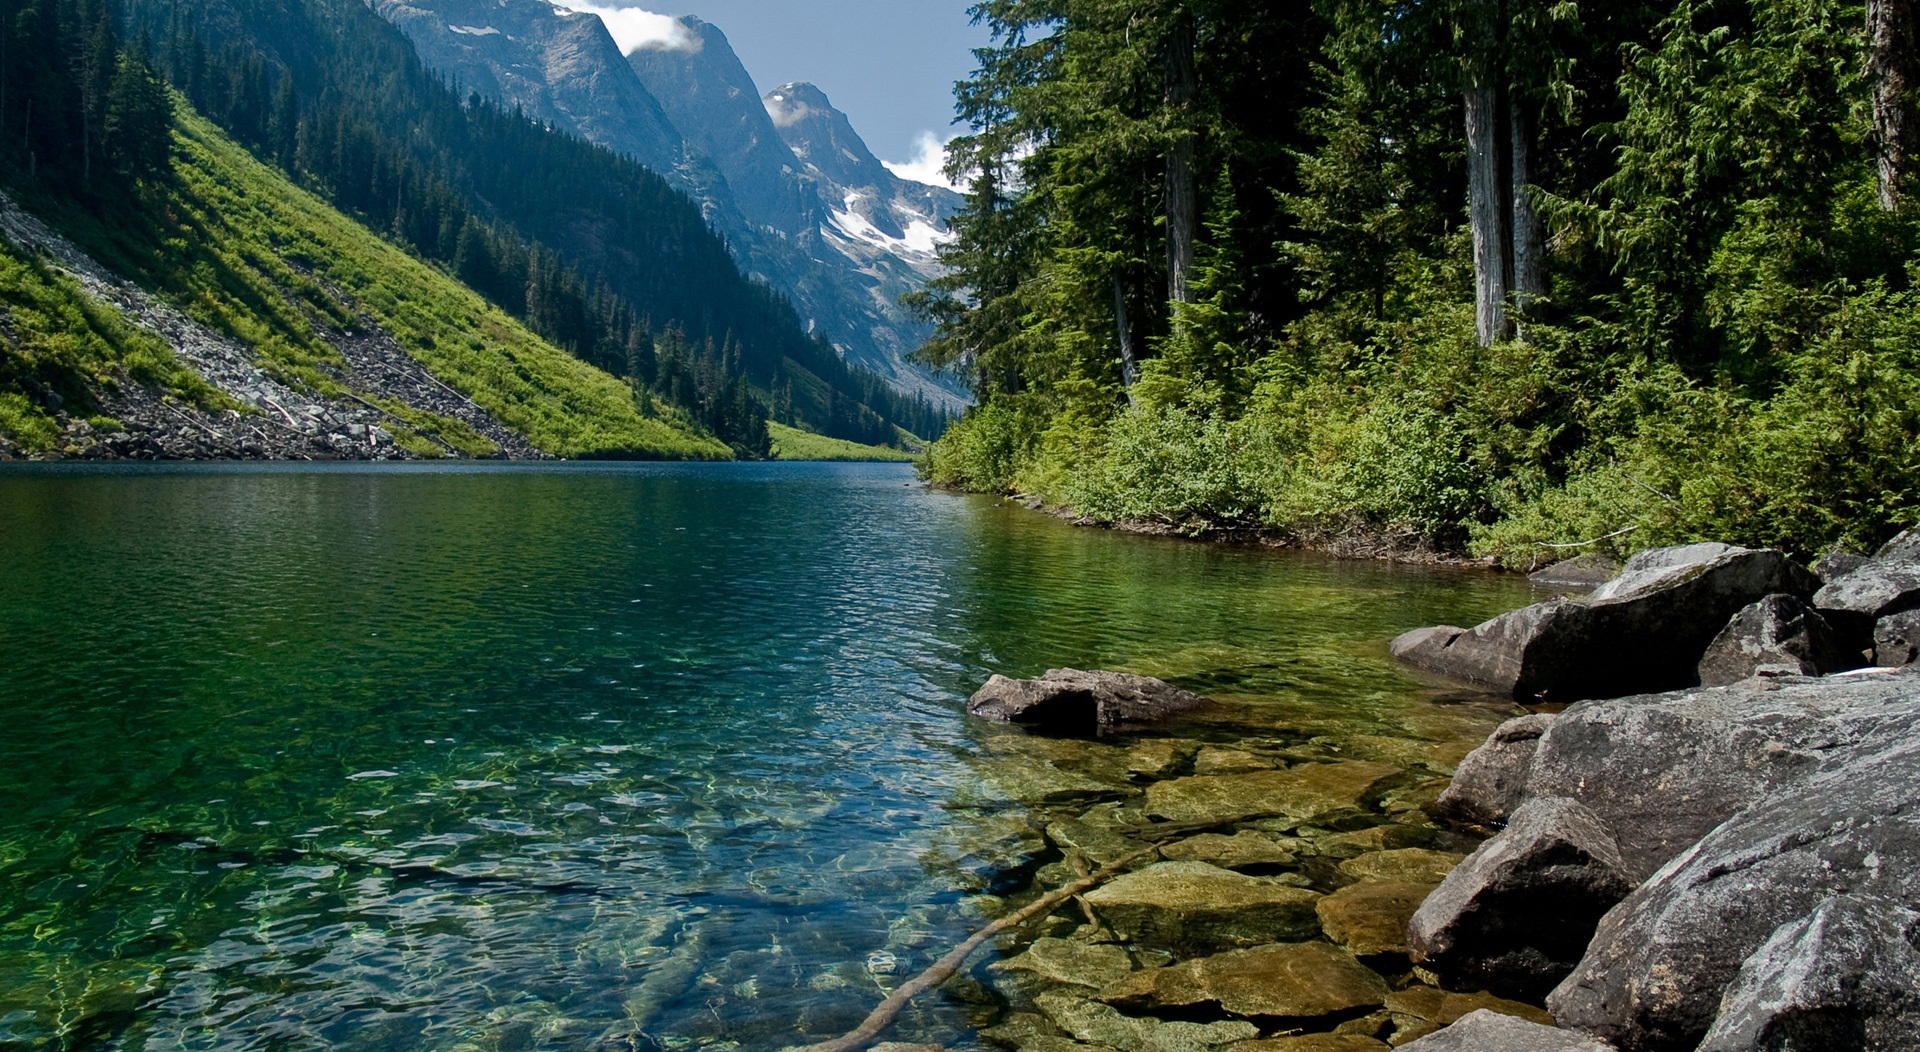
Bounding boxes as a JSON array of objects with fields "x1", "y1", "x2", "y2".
[{"x1": 447, "y1": 23, "x2": 498, "y2": 35}]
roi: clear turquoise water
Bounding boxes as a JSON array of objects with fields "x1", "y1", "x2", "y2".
[{"x1": 0, "y1": 462, "x2": 1531, "y2": 1051}]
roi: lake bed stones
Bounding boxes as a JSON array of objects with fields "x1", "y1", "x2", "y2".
[
  {"x1": 1099, "y1": 942, "x2": 1389, "y2": 1021},
  {"x1": 1160, "y1": 831, "x2": 1297, "y2": 870},
  {"x1": 1337, "y1": 848, "x2": 1463, "y2": 885},
  {"x1": 996, "y1": 937, "x2": 1137, "y2": 990},
  {"x1": 1144, "y1": 763, "x2": 1404, "y2": 827},
  {"x1": 1316, "y1": 881, "x2": 1436, "y2": 957},
  {"x1": 1034, "y1": 990, "x2": 1258, "y2": 1052},
  {"x1": 1081, "y1": 861, "x2": 1322, "y2": 951}
]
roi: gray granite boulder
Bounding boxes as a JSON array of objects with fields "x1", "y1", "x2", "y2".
[
  {"x1": 1430, "y1": 713, "x2": 1553, "y2": 827},
  {"x1": 1394, "y1": 544, "x2": 1819, "y2": 701},
  {"x1": 1696, "y1": 594, "x2": 1856, "y2": 686},
  {"x1": 1396, "y1": 1009, "x2": 1614, "y2": 1051},
  {"x1": 1812, "y1": 550, "x2": 1869, "y2": 584},
  {"x1": 1814, "y1": 529, "x2": 1920, "y2": 641},
  {"x1": 968, "y1": 670, "x2": 1209, "y2": 733},
  {"x1": 1409, "y1": 797, "x2": 1635, "y2": 998},
  {"x1": 1697, "y1": 894, "x2": 1920, "y2": 1052},
  {"x1": 1437, "y1": 672, "x2": 1920, "y2": 881},
  {"x1": 1529, "y1": 553, "x2": 1623, "y2": 589},
  {"x1": 1548, "y1": 739, "x2": 1920, "y2": 1051},
  {"x1": 1876, "y1": 609, "x2": 1920, "y2": 668}
]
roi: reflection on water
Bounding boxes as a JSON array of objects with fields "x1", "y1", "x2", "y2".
[{"x1": 0, "y1": 462, "x2": 1531, "y2": 1051}]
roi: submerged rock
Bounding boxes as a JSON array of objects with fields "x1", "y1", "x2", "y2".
[
  {"x1": 1081, "y1": 861, "x2": 1322, "y2": 952},
  {"x1": 1035, "y1": 990, "x2": 1258, "y2": 1052},
  {"x1": 1099, "y1": 942, "x2": 1388, "y2": 1020},
  {"x1": 1395, "y1": 1010, "x2": 1613, "y2": 1051},
  {"x1": 1128, "y1": 740, "x2": 1200, "y2": 780},
  {"x1": 1409, "y1": 797, "x2": 1635, "y2": 999},
  {"x1": 1159, "y1": 831, "x2": 1297, "y2": 870},
  {"x1": 1394, "y1": 544, "x2": 1819, "y2": 701},
  {"x1": 1696, "y1": 593, "x2": 1855, "y2": 686},
  {"x1": 1225, "y1": 1037, "x2": 1387, "y2": 1052},
  {"x1": 1316, "y1": 881, "x2": 1435, "y2": 957},
  {"x1": 1548, "y1": 739, "x2": 1920, "y2": 1051},
  {"x1": 1144, "y1": 763, "x2": 1404, "y2": 827},
  {"x1": 998, "y1": 937, "x2": 1136, "y2": 990},
  {"x1": 1435, "y1": 672, "x2": 1920, "y2": 880},
  {"x1": 1337, "y1": 848, "x2": 1463, "y2": 886},
  {"x1": 968, "y1": 670, "x2": 1210, "y2": 733},
  {"x1": 1697, "y1": 895, "x2": 1920, "y2": 1052}
]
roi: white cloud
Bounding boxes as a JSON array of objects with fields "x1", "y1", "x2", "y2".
[
  {"x1": 551, "y1": 1, "x2": 696, "y2": 54},
  {"x1": 883, "y1": 132, "x2": 963, "y2": 192}
]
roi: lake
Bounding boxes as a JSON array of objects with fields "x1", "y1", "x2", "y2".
[{"x1": 0, "y1": 462, "x2": 1532, "y2": 1051}]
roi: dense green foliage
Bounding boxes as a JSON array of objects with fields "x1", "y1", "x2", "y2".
[
  {"x1": 919, "y1": 0, "x2": 1920, "y2": 559},
  {"x1": 118, "y1": 0, "x2": 948, "y2": 453}
]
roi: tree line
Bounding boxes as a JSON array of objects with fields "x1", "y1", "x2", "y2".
[{"x1": 918, "y1": 0, "x2": 1920, "y2": 558}]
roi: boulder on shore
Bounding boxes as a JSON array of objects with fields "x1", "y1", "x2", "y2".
[
  {"x1": 1430, "y1": 714, "x2": 1552, "y2": 827},
  {"x1": 1813, "y1": 528, "x2": 1920, "y2": 642},
  {"x1": 1697, "y1": 894, "x2": 1920, "y2": 1052},
  {"x1": 1396, "y1": 1009, "x2": 1614, "y2": 1051},
  {"x1": 1393, "y1": 543, "x2": 1819, "y2": 702},
  {"x1": 1434, "y1": 672, "x2": 1920, "y2": 881},
  {"x1": 1528, "y1": 554, "x2": 1622, "y2": 589},
  {"x1": 967, "y1": 669, "x2": 1209, "y2": 733},
  {"x1": 1548, "y1": 738, "x2": 1920, "y2": 1052},
  {"x1": 1408, "y1": 797, "x2": 1635, "y2": 999},
  {"x1": 1876, "y1": 608, "x2": 1920, "y2": 667},
  {"x1": 1695, "y1": 593, "x2": 1855, "y2": 686}
]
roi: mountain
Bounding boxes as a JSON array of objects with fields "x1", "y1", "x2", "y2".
[
  {"x1": 373, "y1": 2, "x2": 967, "y2": 410},
  {"x1": 0, "y1": 101, "x2": 729, "y2": 461},
  {"x1": 376, "y1": 0, "x2": 685, "y2": 173}
]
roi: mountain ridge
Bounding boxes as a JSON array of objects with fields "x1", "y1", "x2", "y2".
[{"x1": 375, "y1": 0, "x2": 967, "y2": 410}]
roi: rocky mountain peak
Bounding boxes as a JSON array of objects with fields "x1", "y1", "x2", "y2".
[{"x1": 764, "y1": 81, "x2": 894, "y2": 193}]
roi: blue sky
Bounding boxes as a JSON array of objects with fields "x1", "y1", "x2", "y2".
[{"x1": 583, "y1": 1, "x2": 991, "y2": 178}]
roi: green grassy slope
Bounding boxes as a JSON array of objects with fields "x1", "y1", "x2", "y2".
[
  {"x1": 2, "y1": 102, "x2": 729, "y2": 460},
  {"x1": 769, "y1": 422, "x2": 917, "y2": 462}
]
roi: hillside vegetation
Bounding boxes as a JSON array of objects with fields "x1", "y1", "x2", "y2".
[
  {"x1": 918, "y1": 0, "x2": 1920, "y2": 560},
  {"x1": 769, "y1": 422, "x2": 918, "y2": 463}
]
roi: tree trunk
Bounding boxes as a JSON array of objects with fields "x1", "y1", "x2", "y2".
[
  {"x1": 1868, "y1": 0, "x2": 1916, "y2": 210},
  {"x1": 1163, "y1": 8, "x2": 1198, "y2": 305},
  {"x1": 1465, "y1": 84, "x2": 1511, "y2": 345},
  {"x1": 1113, "y1": 271, "x2": 1139, "y2": 400},
  {"x1": 1509, "y1": 100, "x2": 1547, "y2": 321}
]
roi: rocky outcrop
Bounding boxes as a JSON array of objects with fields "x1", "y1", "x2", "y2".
[
  {"x1": 1396, "y1": 1009, "x2": 1614, "y2": 1051},
  {"x1": 1697, "y1": 895, "x2": 1920, "y2": 1052},
  {"x1": 967, "y1": 670, "x2": 1210, "y2": 733},
  {"x1": 1695, "y1": 593, "x2": 1854, "y2": 686},
  {"x1": 1409, "y1": 797, "x2": 1635, "y2": 998},
  {"x1": 1434, "y1": 673, "x2": 1920, "y2": 879},
  {"x1": 1392, "y1": 544, "x2": 1819, "y2": 701},
  {"x1": 1549, "y1": 739, "x2": 1920, "y2": 1051}
]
